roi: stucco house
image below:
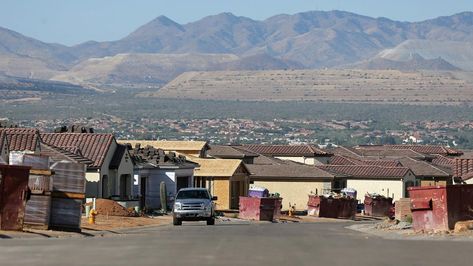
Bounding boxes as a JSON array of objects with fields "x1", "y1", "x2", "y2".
[
  {"x1": 318, "y1": 165, "x2": 415, "y2": 201},
  {"x1": 41, "y1": 133, "x2": 134, "y2": 199},
  {"x1": 127, "y1": 144, "x2": 197, "y2": 210},
  {"x1": 183, "y1": 154, "x2": 250, "y2": 210},
  {"x1": 246, "y1": 156, "x2": 335, "y2": 211},
  {"x1": 237, "y1": 144, "x2": 332, "y2": 165}
]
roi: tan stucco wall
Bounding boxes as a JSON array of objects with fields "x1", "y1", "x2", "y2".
[
  {"x1": 346, "y1": 179, "x2": 404, "y2": 201},
  {"x1": 253, "y1": 181, "x2": 331, "y2": 211}
]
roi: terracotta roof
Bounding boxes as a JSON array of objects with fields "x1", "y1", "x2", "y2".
[
  {"x1": 353, "y1": 148, "x2": 427, "y2": 159},
  {"x1": 431, "y1": 155, "x2": 455, "y2": 167},
  {"x1": 397, "y1": 157, "x2": 450, "y2": 177},
  {"x1": 40, "y1": 143, "x2": 93, "y2": 165},
  {"x1": 317, "y1": 165, "x2": 411, "y2": 179},
  {"x1": 247, "y1": 163, "x2": 334, "y2": 180},
  {"x1": 209, "y1": 145, "x2": 259, "y2": 159},
  {"x1": 129, "y1": 145, "x2": 197, "y2": 169},
  {"x1": 182, "y1": 154, "x2": 246, "y2": 177},
  {"x1": 240, "y1": 144, "x2": 331, "y2": 157},
  {"x1": 329, "y1": 155, "x2": 401, "y2": 167},
  {"x1": 357, "y1": 145, "x2": 463, "y2": 156},
  {"x1": 118, "y1": 140, "x2": 209, "y2": 153},
  {"x1": 454, "y1": 158, "x2": 473, "y2": 180},
  {"x1": 41, "y1": 133, "x2": 114, "y2": 168},
  {"x1": 0, "y1": 128, "x2": 40, "y2": 152}
]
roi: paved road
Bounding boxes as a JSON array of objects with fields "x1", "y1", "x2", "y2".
[{"x1": 0, "y1": 221, "x2": 470, "y2": 266}]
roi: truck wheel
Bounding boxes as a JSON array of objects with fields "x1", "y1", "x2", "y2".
[
  {"x1": 206, "y1": 217, "x2": 215, "y2": 225},
  {"x1": 173, "y1": 217, "x2": 182, "y2": 226}
]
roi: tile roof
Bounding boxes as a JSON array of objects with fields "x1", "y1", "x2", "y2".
[
  {"x1": 129, "y1": 145, "x2": 197, "y2": 169},
  {"x1": 357, "y1": 145, "x2": 463, "y2": 156},
  {"x1": 41, "y1": 133, "x2": 115, "y2": 168},
  {"x1": 246, "y1": 162, "x2": 334, "y2": 180},
  {"x1": 329, "y1": 155, "x2": 401, "y2": 167},
  {"x1": 431, "y1": 155, "x2": 455, "y2": 167},
  {"x1": 40, "y1": 143, "x2": 93, "y2": 165},
  {"x1": 0, "y1": 128, "x2": 40, "y2": 152},
  {"x1": 209, "y1": 145, "x2": 259, "y2": 159},
  {"x1": 353, "y1": 148, "x2": 427, "y2": 159},
  {"x1": 182, "y1": 154, "x2": 246, "y2": 177},
  {"x1": 118, "y1": 140, "x2": 209, "y2": 153},
  {"x1": 240, "y1": 144, "x2": 331, "y2": 157},
  {"x1": 317, "y1": 165, "x2": 411, "y2": 179},
  {"x1": 453, "y1": 158, "x2": 473, "y2": 180},
  {"x1": 397, "y1": 157, "x2": 450, "y2": 177}
]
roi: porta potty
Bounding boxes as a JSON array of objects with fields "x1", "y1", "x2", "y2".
[{"x1": 409, "y1": 185, "x2": 473, "y2": 231}]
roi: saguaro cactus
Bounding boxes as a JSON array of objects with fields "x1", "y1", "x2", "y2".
[{"x1": 160, "y1": 181, "x2": 167, "y2": 213}]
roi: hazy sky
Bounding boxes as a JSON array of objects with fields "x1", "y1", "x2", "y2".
[{"x1": 1, "y1": 0, "x2": 472, "y2": 46}]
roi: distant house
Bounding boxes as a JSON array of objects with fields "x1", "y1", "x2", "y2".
[
  {"x1": 237, "y1": 144, "x2": 332, "y2": 165},
  {"x1": 119, "y1": 140, "x2": 210, "y2": 158},
  {"x1": 246, "y1": 156, "x2": 335, "y2": 211},
  {"x1": 41, "y1": 133, "x2": 134, "y2": 199},
  {"x1": 318, "y1": 165, "x2": 415, "y2": 201},
  {"x1": 184, "y1": 155, "x2": 250, "y2": 210},
  {"x1": 397, "y1": 157, "x2": 451, "y2": 186},
  {"x1": 128, "y1": 145, "x2": 197, "y2": 210}
]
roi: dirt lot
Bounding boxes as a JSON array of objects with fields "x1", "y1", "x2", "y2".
[{"x1": 81, "y1": 215, "x2": 172, "y2": 231}]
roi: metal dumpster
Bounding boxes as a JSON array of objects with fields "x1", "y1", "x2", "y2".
[
  {"x1": 364, "y1": 195, "x2": 393, "y2": 217},
  {"x1": 409, "y1": 185, "x2": 473, "y2": 231},
  {"x1": 239, "y1": 196, "x2": 282, "y2": 221},
  {"x1": 0, "y1": 165, "x2": 31, "y2": 231},
  {"x1": 307, "y1": 195, "x2": 357, "y2": 219}
]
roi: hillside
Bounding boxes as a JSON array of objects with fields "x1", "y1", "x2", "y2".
[
  {"x1": 352, "y1": 53, "x2": 461, "y2": 71},
  {"x1": 144, "y1": 69, "x2": 473, "y2": 105},
  {"x1": 1, "y1": 11, "x2": 473, "y2": 86},
  {"x1": 376, "y1": 39, "x2": 473, "y2": 71}
]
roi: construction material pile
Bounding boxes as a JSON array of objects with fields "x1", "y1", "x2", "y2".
[{"x1": 92, "y1": 199, "x2": 136, "y2": 217}]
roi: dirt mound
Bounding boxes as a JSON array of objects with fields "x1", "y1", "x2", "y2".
[{"x1": 89, "y1": 199, "x2": 135, "y2": 217}]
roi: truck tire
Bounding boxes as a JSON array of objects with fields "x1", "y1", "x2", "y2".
[
  {"x1": 206, "y1": 217, "x2": 215, "y2": 225},
  {"x1": 173, "y1": 216, "x2": 182, "y2": 226}
]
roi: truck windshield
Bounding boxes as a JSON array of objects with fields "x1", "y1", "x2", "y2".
[{"x1": 176, "y1": 190, "x2": 210, "y2": 199}]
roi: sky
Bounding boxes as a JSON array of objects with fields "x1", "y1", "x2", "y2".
[{"x1": 1, "y1": 0, "x2": 472, "y2": 46}]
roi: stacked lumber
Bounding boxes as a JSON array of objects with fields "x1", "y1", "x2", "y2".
[{"x1": 49, "y1": 161, "x2": 86, "y2": 232}]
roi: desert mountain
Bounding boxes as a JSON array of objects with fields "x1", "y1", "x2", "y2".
[
  {"x1": 352, "y1": 53, "x2": 461, "y2": 71},
  {"x1": 1, "y1": 11, "x2": 473, "y2": 86},
  {"x1": 376, "y1": 39, "x2": 473, "y2": 71}
]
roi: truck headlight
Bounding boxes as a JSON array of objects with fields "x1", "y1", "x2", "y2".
[{"x1": 174, "y1": 202, "x2": 182, "y2": 210}]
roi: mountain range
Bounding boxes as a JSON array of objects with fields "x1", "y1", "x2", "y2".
[{"x1": 1, "y1": 10, "x2": 473, "y2": 88}]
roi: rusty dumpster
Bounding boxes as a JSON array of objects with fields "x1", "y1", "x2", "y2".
[
  {"x1": 364, "y1": 195, "x2": 393, "y2": 217},
  {"x1": 409, "y1": 185, "x2": 473, "y2": 231},
  {"x1": 239, "y1": 196, "x2": 282, "y2": 221},
  {"x1": 307, "y1": 195, "x2": 357, "y2": 219},
  {"x1": 0, "y1": 165, "x2": 31, "y2": 231}
]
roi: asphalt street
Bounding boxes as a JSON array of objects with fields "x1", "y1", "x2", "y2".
[{"x1": 0, "y1": 221, "x2": 470, "y2": 266}]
